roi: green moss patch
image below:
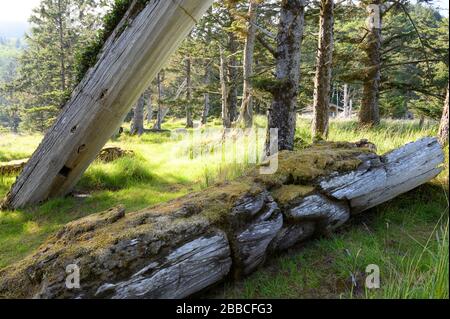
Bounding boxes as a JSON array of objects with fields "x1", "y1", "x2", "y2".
[
  {"x1": 254, "y1": 141, "x2": 373, "y2": 188},
  {"x1": 271, "y1": 184, "x2": 315, "y2": 206}
]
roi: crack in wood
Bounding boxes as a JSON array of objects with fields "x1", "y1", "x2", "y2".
[{"x1": 171, "y1": 0, "x2": 199, "y2": 24}]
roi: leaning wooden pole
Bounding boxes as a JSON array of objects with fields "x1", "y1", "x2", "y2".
[{"x1": 2, "y1": 0, "x2": 214, "y2": 209}]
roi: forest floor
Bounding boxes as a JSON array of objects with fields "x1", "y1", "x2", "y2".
[{"x1": 0, "y1": 117, "x2": 448, "y2": 298}]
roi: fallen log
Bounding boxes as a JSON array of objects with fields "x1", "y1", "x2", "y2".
[
  {"x1": 3, "y1": 0, "x2": 214, "y2": 209},
  {"x1": 0, "y1": 147, "x2": 134, "y2": 177},
  {"x1": 0, "y1": 159, "x2": 28, "y2": 176},
  {"x1": 0, "y1": 137, "x2": 444, "y2": 299}
]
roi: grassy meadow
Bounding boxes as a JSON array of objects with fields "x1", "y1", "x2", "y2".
[{"x1": 0, "y1": 116, "x2": 448, "y2": 299}]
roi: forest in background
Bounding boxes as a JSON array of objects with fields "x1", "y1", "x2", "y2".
[{"x1": 0, "y1": 0, "x2": 448, "y2": 136}]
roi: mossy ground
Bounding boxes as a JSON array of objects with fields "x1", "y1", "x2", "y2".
[{"x1": 0, "y1": 116, "x2": 447, "y2": 298}]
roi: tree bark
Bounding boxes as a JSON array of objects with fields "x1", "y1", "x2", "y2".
[
  {"x1": 153, "y1": 71, "x2": 165, "y2": 131},
  {"x1": 130, "y1": 94, "x2": 145, "y2": 136},
  {"x1": 227, "y1": 32, "x2": 239, "y2": 123},
  {"x1": 220, "y1": 47, "x2": 231, "y2": 128},
  {"x1": 3, "y1": 0, "x2": 214, "y2": 209},
  {"x1": 359, "y1": 1, "x2": 382, "y2": 126},
  {"x1": 312, "y1": 0, "x2": 334, "y2": 141},
  {"x1": 239, "y1": 0, "x2": 258, "y2": 128},
  {"x1": 185, "y1": 55, "x2": 194, "y2": 128},
  {"x1": 146, "y1": 88, "x2": 153, "y2": 125},
  {"x1": 343, "y1": 83, "x2": 350, "y2": 118},
  {"x1": 266, "y1": 0, "x2": 305, "y2": 152},
  {"x1": 438, "y1": 83, "x2": 449, "y2": 146}
]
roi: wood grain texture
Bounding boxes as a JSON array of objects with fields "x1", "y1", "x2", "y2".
[
  {"x1": 4, "y1": 0, "x2": 214, "y2": 209},
  {"x1": 320, "y1": 137, "x2": 444, "y2": 212}
]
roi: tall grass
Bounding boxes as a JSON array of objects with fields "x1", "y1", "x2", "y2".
[{"x1": 374, "y1": 218, "x2": 449, "y2": 299}]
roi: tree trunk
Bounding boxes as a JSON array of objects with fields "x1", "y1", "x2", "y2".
[
  {"x1": 201, "y1": 62, "x2": 211, "y2": 126},
  {"x1": 359, "y1": 1, "x2": 382, "y2": 126},
  {"x1": 227, "y1": 33, "x2": 239, "y2": 123},
  {"x1": 185, "y1": 56, "x2": 194, "y2": 128},
  {"x1": 349, "y1": 97, "x2": 353, "y2": 116},
  {"x1": 266, "y1": 0, "x2": 306, "y2": 152},
  {"x1": 3, "y1": 0, "x2": 214, "y2": 209},
  {"x1": 146, "y1": 89, "x2": 153, "y2": 125},
  {"x1": 220, "y1": 47, "x2": 231, "y2": 128},
  {"x1": 57, "y1": 0, "x2": 67, "y2": 103},
  {"x1": 239, "y1": 0, "x2": 258, "y2": 128},
  {"x1": 343, "y1": 84, "x2": 350, "y2": 118},
  {"x1": 153, "y1": 71, "x2": 165, "y2": 131},
  {"x1": 312, "y1": 0, "x2": 334, "y2": 141},
  {"x1": 438, "y1": 83, "x2": 449, "y2": 146},
  {"x1": 130, "y1": 94, "x2": 145, "y2": 136}
]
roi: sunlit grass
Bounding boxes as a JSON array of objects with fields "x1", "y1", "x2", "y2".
[{"x1": 0, "y1": 133, "x2": 42, "y2": 162}]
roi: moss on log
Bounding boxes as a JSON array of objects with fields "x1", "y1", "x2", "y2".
[{"x1": 0, "y1": 137, "x2": 444, "y2": 299}]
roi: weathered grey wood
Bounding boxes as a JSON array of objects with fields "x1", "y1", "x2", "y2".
[
  {"x1": 287, "y1": 194, "x2": 350, "y2": 232},
  {"x1": 0, "y1": 138, "x2": 444, "y2": 299},
  {"x1": 232, "y1": 192, "x2": 283, "y2": 275},
  {"x1": 3, "y1": 0, "x2": 214, "y2": 209},
  {"x1": 320, "y1": 137, "x2": 444, "y2": 213},
  {"x1": 96, "y1": 232, "x2": 232, "y2": 299},
  {"x1": 269, "y1": 222, "x2": 315, "y2": 252}
]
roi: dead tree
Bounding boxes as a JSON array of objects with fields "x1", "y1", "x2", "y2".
[
  {"x1": 2, "y1": 0, "x2": 214, "y2": 209},
  {"x1": 312, "y1": 0, "x2": 334, "y2": 141}
]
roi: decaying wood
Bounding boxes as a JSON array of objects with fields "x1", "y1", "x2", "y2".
[
  {"x1": 3, "y1": 0, "x2": 214, "y2": 209},
  {"x1": 0, "y1": 147, "x2": 134, "y2": 177},
  {"x1": 0, "y1": 137, "x2": 443, "y2": 299},
  {"x1": 320, "y1": 137, "x2": 444, "y2": 213},
  {"x1": 0, "y1": 159, "x2": 28, "y2": 176}
]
